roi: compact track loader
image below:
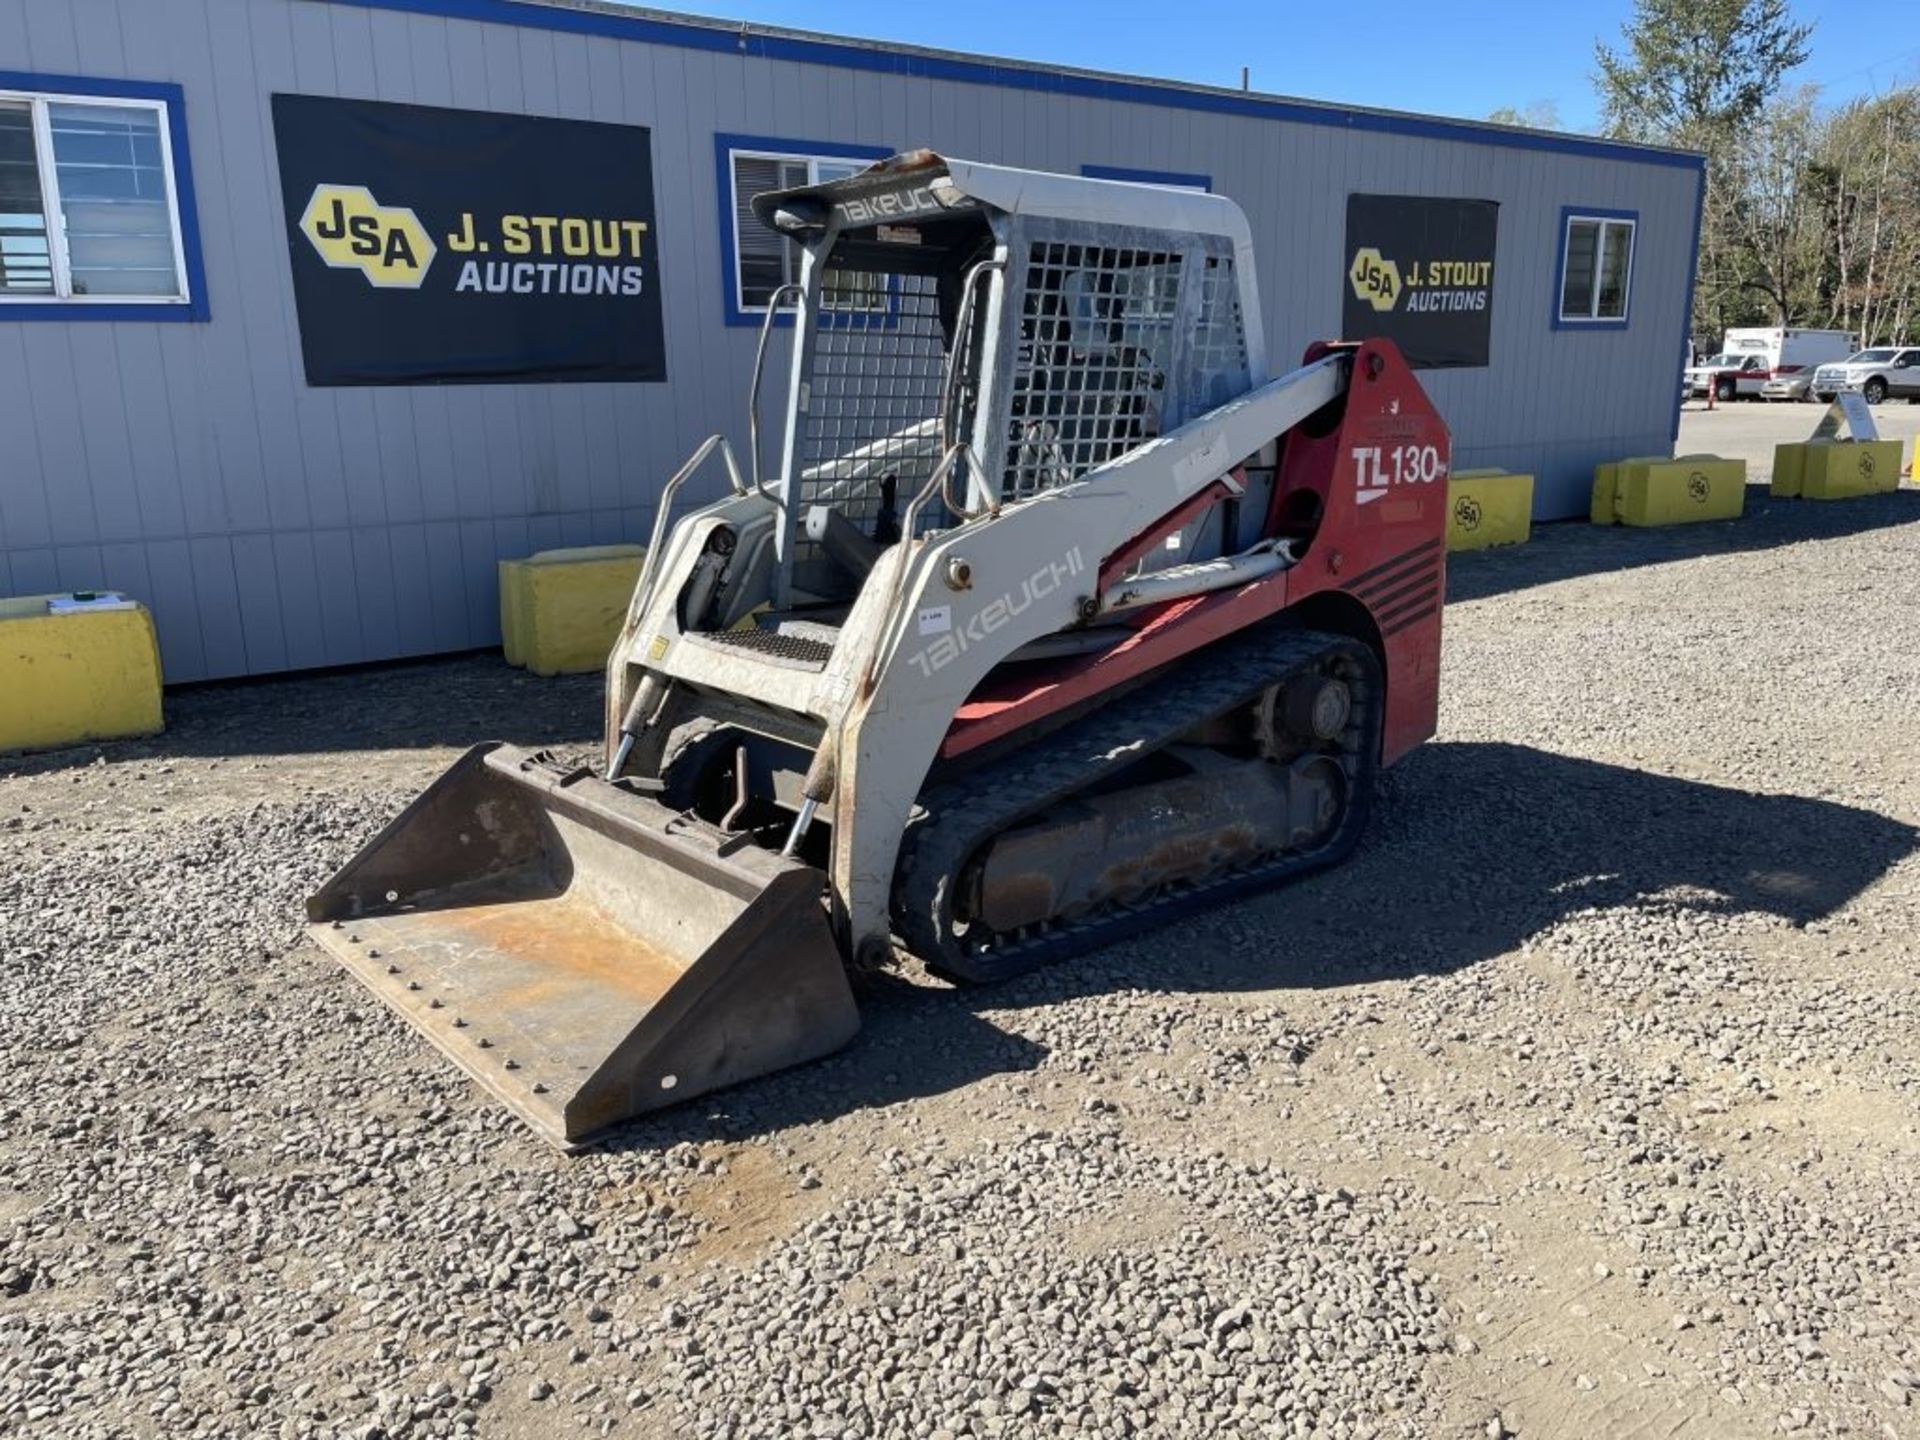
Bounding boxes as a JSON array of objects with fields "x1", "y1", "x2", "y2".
[{"x1": 309, "y1": 153, "x2": 1450, "y2": 1148}]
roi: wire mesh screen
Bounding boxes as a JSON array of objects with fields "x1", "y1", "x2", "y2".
[
  {"x1": 1001, "y1": 242, "x2": 1184, "y2": 501},
  {"x1": 792, "y1": 271, "x2": 949, "y2": 597},
  {"x1": 1182, "y1": 256, "x2": 1251, "y2": 422}
]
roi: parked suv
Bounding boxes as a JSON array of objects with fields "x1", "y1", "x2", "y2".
[{"x1": 1811, "y1": 347, "x2": 1920, "y2": 404}]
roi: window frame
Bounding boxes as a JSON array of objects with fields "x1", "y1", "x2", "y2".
[
  {"x1": 1080, "y1": 164, "x2": 1212, "y2": 193},
  {"x1": 0, "y1": 71, "x2": 207, "y2": 322},
  {"x1": 714, "y1": 132, "x2": 891, "y2": 327},
  {"x1": 1552, "y1": 205, "x2": 1636, "y2": 331}
]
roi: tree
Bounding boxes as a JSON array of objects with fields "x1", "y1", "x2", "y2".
[
  {"x1": 1595, "y1": 0, "x2": 1812, "y2": 145},
  {"x1": 1817, "y1": 90, "x2": 1920, "y2": 343},
  {"x1": 1594, "y1": 0, "x2": 1813, "y2": 336},
  {"x1": 1486, "y1": 100, "x2": 1563, "y2": 131},
  {"x1": 1723, "y1": 88, "x2": 1824, "y2": 324}
]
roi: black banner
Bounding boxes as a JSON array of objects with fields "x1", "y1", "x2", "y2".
[
  {"x1": 271, "y1": 95, "x2": 666, "y2": 386},
  {"x1": 1343, "y1": 194, "x2": 1498, "y2": 369}
]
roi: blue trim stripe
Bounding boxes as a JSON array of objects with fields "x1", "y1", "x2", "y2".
[
  {"x1": 0, "y1": 70, "x2": 210, "y2": 324},
  {"x1": 1672, "y1": 172, "x2": 1707, "y2": 442},
  {"x1": 329, "y1": 0, "x2": 1704, "y2": 174},
  {"x1": 715, "y1": 132, "x2": 890, "y2": 328},
  {"x1": 1082, "y1": 164, "x2": 1211, "y2": 192},
  {"x1": 1551, "y1": 205, "x2": 1637, "y2": 334}
]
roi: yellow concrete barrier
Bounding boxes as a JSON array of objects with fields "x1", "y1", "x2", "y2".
[
  {"x1": 498, "y1": 544, "x2": 646, "y2": 677},
  {"x1": 1770, "y1": 439, "x2": 1904, "y2": 500},
  {"x1": 1592, "y1": 455, "x2": 1746, "y2": 527},
  {"x1": 0, "y1": 593, "x2": 164, "y2": 753},
  {"x1": 1446, "y1": 468, "x2": 1533, "y2": 551},
  {"x1": 1589, "y1": 456, "x2": 1667, "y2": 524}
]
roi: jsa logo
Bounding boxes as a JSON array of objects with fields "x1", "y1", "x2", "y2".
[
  {"x1": 1353, "y1": 444, "x2": 1445, "y2": 506},
  {"x1": 299, "y1": 184, "x2": 437, "y2": 289}
]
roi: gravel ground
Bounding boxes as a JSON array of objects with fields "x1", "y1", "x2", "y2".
[{"x1": 4, "y1": 452, "x2": 1919, "y2": 1439}]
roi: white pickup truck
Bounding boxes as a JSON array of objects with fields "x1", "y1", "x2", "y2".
[{"x1": 1810, "y1": 346, "x2": 1920, "y2": 405}]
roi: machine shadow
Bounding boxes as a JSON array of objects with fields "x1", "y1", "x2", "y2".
[
  {"x1": 999, "y1": 740, "x2": 1919, "y2": 1001},
  {"x1": 596, "y1": 740, "x2": 1915, "y2": 1149},
  {"x1": 1449, "y1": 487, "x2": 1920, "y2": 603}
]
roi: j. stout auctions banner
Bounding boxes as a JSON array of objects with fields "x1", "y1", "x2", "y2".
[
  {"x1": 1343, "y1": 194, "x2": 1498, "y2": 368},
  {"x1": 271, "y1": 94, "x2": 666, "y2": 386}
]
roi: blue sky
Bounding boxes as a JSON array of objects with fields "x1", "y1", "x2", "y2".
[{"x1": 638, "y1": 1, "x2": 1920, "y2": 130}]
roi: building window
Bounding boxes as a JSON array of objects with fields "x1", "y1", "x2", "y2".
[
  {"x1": 719, "y1": 136, "x2": 892, "y2": 323},
  {"x1": 1081, "y1": 164, "x2": 1212, "y2": 193},
  {"x1": 1, "y1": 81, "x2": 196, "y2": 311},
  {"x1": 1556, "y1": 209, "x2": 1635, "y2": 327}
]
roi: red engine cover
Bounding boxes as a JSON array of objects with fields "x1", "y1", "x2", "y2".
[
  {"x1": 940, "y1": 338, "x2": 1449, "y2": 765},
  {"x1": 1280, "y1": 338, "x2": 1449, "y2": 765}
]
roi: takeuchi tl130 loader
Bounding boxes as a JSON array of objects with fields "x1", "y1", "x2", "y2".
[{"x1": 309, "y1": 152, "x2": 1451, "y2": 1148}]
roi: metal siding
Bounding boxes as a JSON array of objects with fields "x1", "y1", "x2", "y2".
[
  {"x1": 386, "y1": 522, "x2": 436, "y2": 653},
  {"x1": 457, "y1": 518, "x2": 496, "y2": 641},
  {"x1": 155, "y1": 323, "x2": 223, "y2": 537},
  {"x1": 66, "y1": 1, "x2": 122, "y2": 73},
  {"x1": 20, "y1": 0, "x2": 78, "y2": 70},
  {"x1": 142, "y1": 538, "x2": 206, "y2": 679},
  {"x1": 187, "y1": 535, "x2": 247, "y2": 671},
  {"x1": 189, "y1": 0, "x2": 275, "y2": 664},
  {"x1": 270, "y1": 529, "x2": 329, "y2": 668},
  {"x1": 68, "y1": 328, "x2": 141, "y2": 542},
  {"x1": 423, "y1": 519, "x2": 471, "y2": 650},
  {"x1": 331, "y1": 3, "x2": 382, "y2": 96},
  {"x1": 114, "y1": 325, "x2": 189, "y2": 540},
  {"x1": 406, "y1": 13, "x2": 457, "y2": 105},
  {"x1": 349, "y1": 525, "x2": 401, "y2": 657},
  {"x1": 10, "y1": 549, "x2": 58, "y2": 596},
  {"x1": 234, "y1": 1, "x2": 316, "y2": 538},
  {"x1": 98, "y1": 542, "x2": 153, "y2": 617},
  {"x1": 230, "y1": 531, "x2": 291, "y2": 672},
  {"x1": 53, "y1": 544, "x2": 105, "y2": 591},
  {"x1": 644, "y1": 40, "x2": 706, "y2": 463},
  {"x1": 0, "y1": 330, "x2": 53, "y2": 550},
  {"x1": 21, "y1": 330, "x2": 95, "y2": 545},
  {"x1": 412, "y1": 389, "x2": 459, "y2": 522},
  {"x1": 0, "y1": 0, "x2": 1701, "y2": 677},
  {"x1": 310, "y1": 528, "x2": 366, "y2": 661},
  {"x1": 374, "y1": 391, "x2": 422, "y2": 524},
  {"x1": 289, "y1": 5, "x2": 340, "y2": 90},
  {"x1": 368, "y1": 7, "x2": 413, "y2": 96},
  {"x1": 338, "y1": 390, "x2": 388, "y2": 528},
  {"x1": 0, "y1": 7, "x2": 29, "y2": 67}
]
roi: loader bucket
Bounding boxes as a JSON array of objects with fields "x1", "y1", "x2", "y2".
[{"x1": 307, "y1": 743, "x2": 858, "y2": 1150}]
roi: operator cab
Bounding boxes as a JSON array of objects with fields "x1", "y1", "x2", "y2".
[{"x1": 740, "y1": 151, "x2": 1274, "y2": 614}]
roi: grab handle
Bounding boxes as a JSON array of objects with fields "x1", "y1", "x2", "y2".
[{"x1": 748, "y1": 282, "x2": 806, "y2": 506}]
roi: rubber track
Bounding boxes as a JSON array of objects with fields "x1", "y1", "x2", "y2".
[{"x1": 893, "y1": 624, "x2": 1379, "y2": 984}]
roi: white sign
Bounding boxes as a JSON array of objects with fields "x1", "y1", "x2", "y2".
[{"x1": 1812, "y1": 393, "x2": 1878, "y2": 443}]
